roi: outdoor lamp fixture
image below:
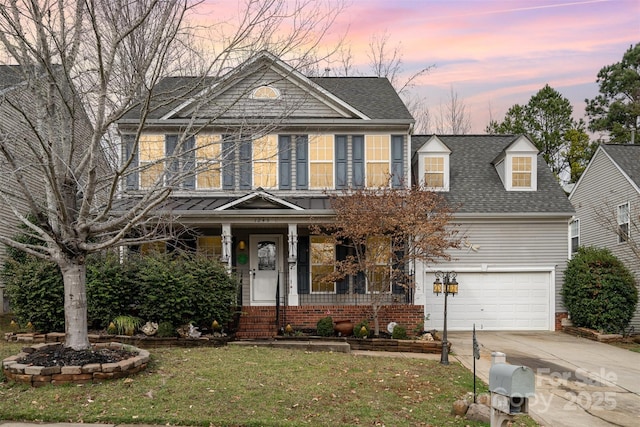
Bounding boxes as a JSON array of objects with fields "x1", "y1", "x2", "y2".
[
  {"x1": 237, "y1": 240, "x2": 246, "y2": 251},
  {"x1": 433, "y1": 271, "x2": 458, "y2": 365}
]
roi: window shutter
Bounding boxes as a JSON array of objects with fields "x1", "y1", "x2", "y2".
[
  {"x1": 335, "y1": 135, "x2": 348, "y2": 189},
  {"x1": 239, "y1": 138, "x2": 252, "y2": 190},
  {"x1": 165, "y1": 135, "x2": 178, "y2": 184},
  {"x1": 392, "y1": 247, "x2": 405, "y2": 295},
  {"x1": 352, "y1": 135, "x2": 364, "y2": 188},
  {"x1": 391, "y1": 135, "x2": 404, "y2": 188},
  {"x1": 278, "y1": 135, "x2": 292, "y2": 190},
  {"x1": 297, "y1": 236, "x2": 310, "y2": 294},
  {"x1": 336, "y1": 244, "x2": 349, "y2": 294},
  {"x1": 296, "y1": 135, "x2": 308, "y2": 190},
  {"x1": 222, "y1": 137, "x2": 235, "y2": 190},
  {"x1": 123, "y1": 134, "x2": 139, "y2": 190},
  {"x1": 183, "y1": 136, "x2": 195, "y2": 189}
]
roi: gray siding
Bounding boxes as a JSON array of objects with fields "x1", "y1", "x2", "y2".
[
  {"x1": 442, "y1": 217, "x2": 570, "y2": 311},
  {"x1": 194, "y1": 68, "x2": 344, "y2": 120},
  {"x1": 570, "y1": 148, "x2": 640, "y2": 332}
]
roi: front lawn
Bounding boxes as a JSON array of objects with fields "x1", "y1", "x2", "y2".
[{"x1": 0, "y1": 342, "x2": 538, "y2": 426}]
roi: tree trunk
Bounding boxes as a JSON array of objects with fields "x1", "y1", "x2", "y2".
[
  {"x1": 60, "y1": 261, "x2": 90, "y2": 350},
  {"x1": 372, "y1": 304, "x2": 381, "y2": 337}
]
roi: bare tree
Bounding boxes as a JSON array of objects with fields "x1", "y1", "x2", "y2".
[
  {"x1": 0, "y1": 0, "x2": 344, "y2": 350},
  {"x1": 434, "y1": 86, "x2": 472, "y2": 134},
  {"x1": 311, "y1": 185, "x2": 459, "y2": 336}
]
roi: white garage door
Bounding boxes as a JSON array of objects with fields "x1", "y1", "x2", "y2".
[{"x1": 424, "y1": 272, "x2": 551, "y2": 331}]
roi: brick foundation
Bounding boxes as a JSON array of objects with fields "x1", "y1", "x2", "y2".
[
  {"x1": 279, "y1": 305, "x2": 425, "y2": 335},
  {"x1": 555, "y1": 312, "x2": 568, "y2": 331},
  {"x1": 2, "y1": 342, "x2": 149, "y2": 387}
]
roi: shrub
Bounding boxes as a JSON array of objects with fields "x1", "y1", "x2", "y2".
[
  {"x1": 87, "y1": 252, "x2": 137, "y2": 329},
  {"x1": 563, "y1": 246, "x2": 638, "y2": 333},
  {"x1": 353, "y1": 320, "x2": 370, "y2": 338},
  {"x1": 2, "y1": 257, "x2": 64, "y2": 332},
  {"x1": 391, "y1": 324, "x2": 408, "y2": 340},
  {"x1": 316, "y1": 316, "x2": 334, "y2": 337},
  {"x1": 134, "y1": 251, "x2": 238, "y2": 328}
]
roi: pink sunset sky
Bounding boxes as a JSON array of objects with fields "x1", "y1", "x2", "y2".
[{"x1": 196, "y1": 0, "x2": 639, "y2": 133}]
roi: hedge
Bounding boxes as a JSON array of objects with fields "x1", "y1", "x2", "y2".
[{"x1": 3, "y1": 250, "x2": 239, "y2": 333}]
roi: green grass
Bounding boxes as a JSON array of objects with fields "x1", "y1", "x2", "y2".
[
  {"x1": 0, "y1": 314, "x2": 537, "y2": 426},
  {"x1": 0, "y1": 343, "x2": 539, "y2": 427}
]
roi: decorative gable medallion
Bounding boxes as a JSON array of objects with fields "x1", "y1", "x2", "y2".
[{"x1": 251, "y1": 85, "x2": 281, "y2": 100}]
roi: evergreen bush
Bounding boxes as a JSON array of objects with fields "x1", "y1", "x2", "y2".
[
  {"x1": 391, "y1": 324, "x2": 408, "y2": 340},
  {"x1": 354, "y1": 320, "x2": 370, "y2": 338},
  {"x1": 563, "y1": 246, "x2": 638, "y2": 333},
  {"x1": 316, "y1": 316, "x2": 334, "y2": 336}
]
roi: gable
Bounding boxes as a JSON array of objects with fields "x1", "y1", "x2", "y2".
[
  {"x1": 180, "y1": 67, "x2": 355, "y2": 120},
  {"x1": 215, "y1": 190, "x2": 304, "y2": 211}
]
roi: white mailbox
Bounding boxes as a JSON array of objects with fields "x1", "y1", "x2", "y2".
[{"x1": 489, "y1": 364, "x2": 535, "y2": 415}]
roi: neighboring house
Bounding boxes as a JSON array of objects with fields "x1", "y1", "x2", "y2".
[
  {"x1": 568, "y1": 144, "x2": 640, "y2": 332},
  {"x1": 0, "y1": 66, "x2": 39, "y2": 314},
  {"x1": 0, "y1": 65, "x2": 98, "y2": 315},
  {"x1": 117, "y1": 52, "x2": 574, "y2": 336}
]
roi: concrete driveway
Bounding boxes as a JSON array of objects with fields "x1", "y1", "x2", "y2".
[{"x1": 447, "y1": 331, "x2": 640, "y2": 427}]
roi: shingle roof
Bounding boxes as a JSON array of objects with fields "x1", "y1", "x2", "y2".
[
  {"x1": 601, "y1": 144, "x2": 640, "y2": 188},
  {"x1": 123, "y1": 74, "x2": 412, "y2": 121},
  {"x1": 0, "y1": 66, "x2": 26, "y2": 91},
  {"x1": 310, "y1": 77, "x2": 413, "y2": 120},
  {"x1": 412, "y1": 135, "x2": 575, "y2": 214}
]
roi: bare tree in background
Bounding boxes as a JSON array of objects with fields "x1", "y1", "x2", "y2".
[
  {"x1": 0, "y1": 0, "x2": 344, "y2": 350},
  {"x1": 434, "y1": 86, "x2": 472, "y2": 134}
]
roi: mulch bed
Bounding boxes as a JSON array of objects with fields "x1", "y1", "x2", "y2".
[{"x1": 17, "y1": 343, "x2": 135, "y2": 367}]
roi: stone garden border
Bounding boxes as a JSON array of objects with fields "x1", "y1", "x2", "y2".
[{"x1": 2, "y1": 342, "x2": 149, "y2": 387}]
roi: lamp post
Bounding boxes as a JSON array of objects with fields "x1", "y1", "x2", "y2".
[{"x1": 433, "y1": 271, "x2": 458, "y2": 365}]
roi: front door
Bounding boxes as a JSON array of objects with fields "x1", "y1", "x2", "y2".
[{"x1": 250, "y1": 235, "x2": 283, "y2": 305}]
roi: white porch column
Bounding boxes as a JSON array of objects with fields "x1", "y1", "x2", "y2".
[
  {"x1": 287, "y1": 223, "x2": 299, "y2": 306},
  {"x1": 221, "y1": 223, "x2": 232, "y2": 272}
]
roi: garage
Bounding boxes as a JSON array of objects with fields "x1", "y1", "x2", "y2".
[{"x1": 423, "y1": 271, "x2": 552, "y2": 331}]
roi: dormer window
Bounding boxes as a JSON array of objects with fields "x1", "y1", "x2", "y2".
[
  {"x1": 417, "y1": 136, "x2": 450, "y2": 191},
  {"x1": 493, "y1": 136, "x2": 538, "y2": 191},
  {"x1": 251, "y1": 85, "x2": 280, "y2": 100}
]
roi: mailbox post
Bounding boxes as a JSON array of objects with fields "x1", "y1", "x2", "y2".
[{"x1": 489, "y1": 363, "x2": 535, "y2": 426}]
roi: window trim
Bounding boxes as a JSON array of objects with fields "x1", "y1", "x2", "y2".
[
  {"x1": 423, "y1": 154, "x2": 447, "y2": 190},
  {"x1": 617, "y1": 202, "x2": 630, "y2": 243},
  {"x1": 570, "y1": 219, "x2": 580, "y2": 254},
  {"x1": 310, "y1": 236, "x2": 336, "y2": 294}
]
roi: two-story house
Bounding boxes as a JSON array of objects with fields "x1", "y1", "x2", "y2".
[
  {"x1": 568, "y1": 144, "x2": 640, "y2": 332},
  {"x1": 117, "y1": 52, "x2": 575, "y2": 337}
]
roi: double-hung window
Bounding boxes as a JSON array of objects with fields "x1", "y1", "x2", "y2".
[
  {"x1": 309, "y1": 134, "x2": 334, "y2": 189},
  {"x1": 617, "y1": 202, "x2": 630, "y2": 243},
  {"x1": 366, "y1": 135, "x2": 390, "y2": 187},
  {"x1": 512, "y1": 156, "x2": 532, "y2": 188},
  {"x1": 367, "y1": 236, "x2": 391, "y2": 293},
  {"x1": 197, "y1": 236, "x2": 222, "y2": 258},
  {"x1": 253, "y1": 134, "x2": 278, "y2": 189},
  {"x1": 424, "y1": 156, "x2": 445, "y2": 188},
  {"x1": 139, "y1": 134, "x2": 165, "y2": 189},
  {"x1": 196, "y1": 134, "x2": 221, "y2": 189},
  {"x1": 570, "y1": 219, "x2": 580, "y2": 254},
  {"x1": 310, "y1": 236, "x2": 335, "y2": 293}
]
